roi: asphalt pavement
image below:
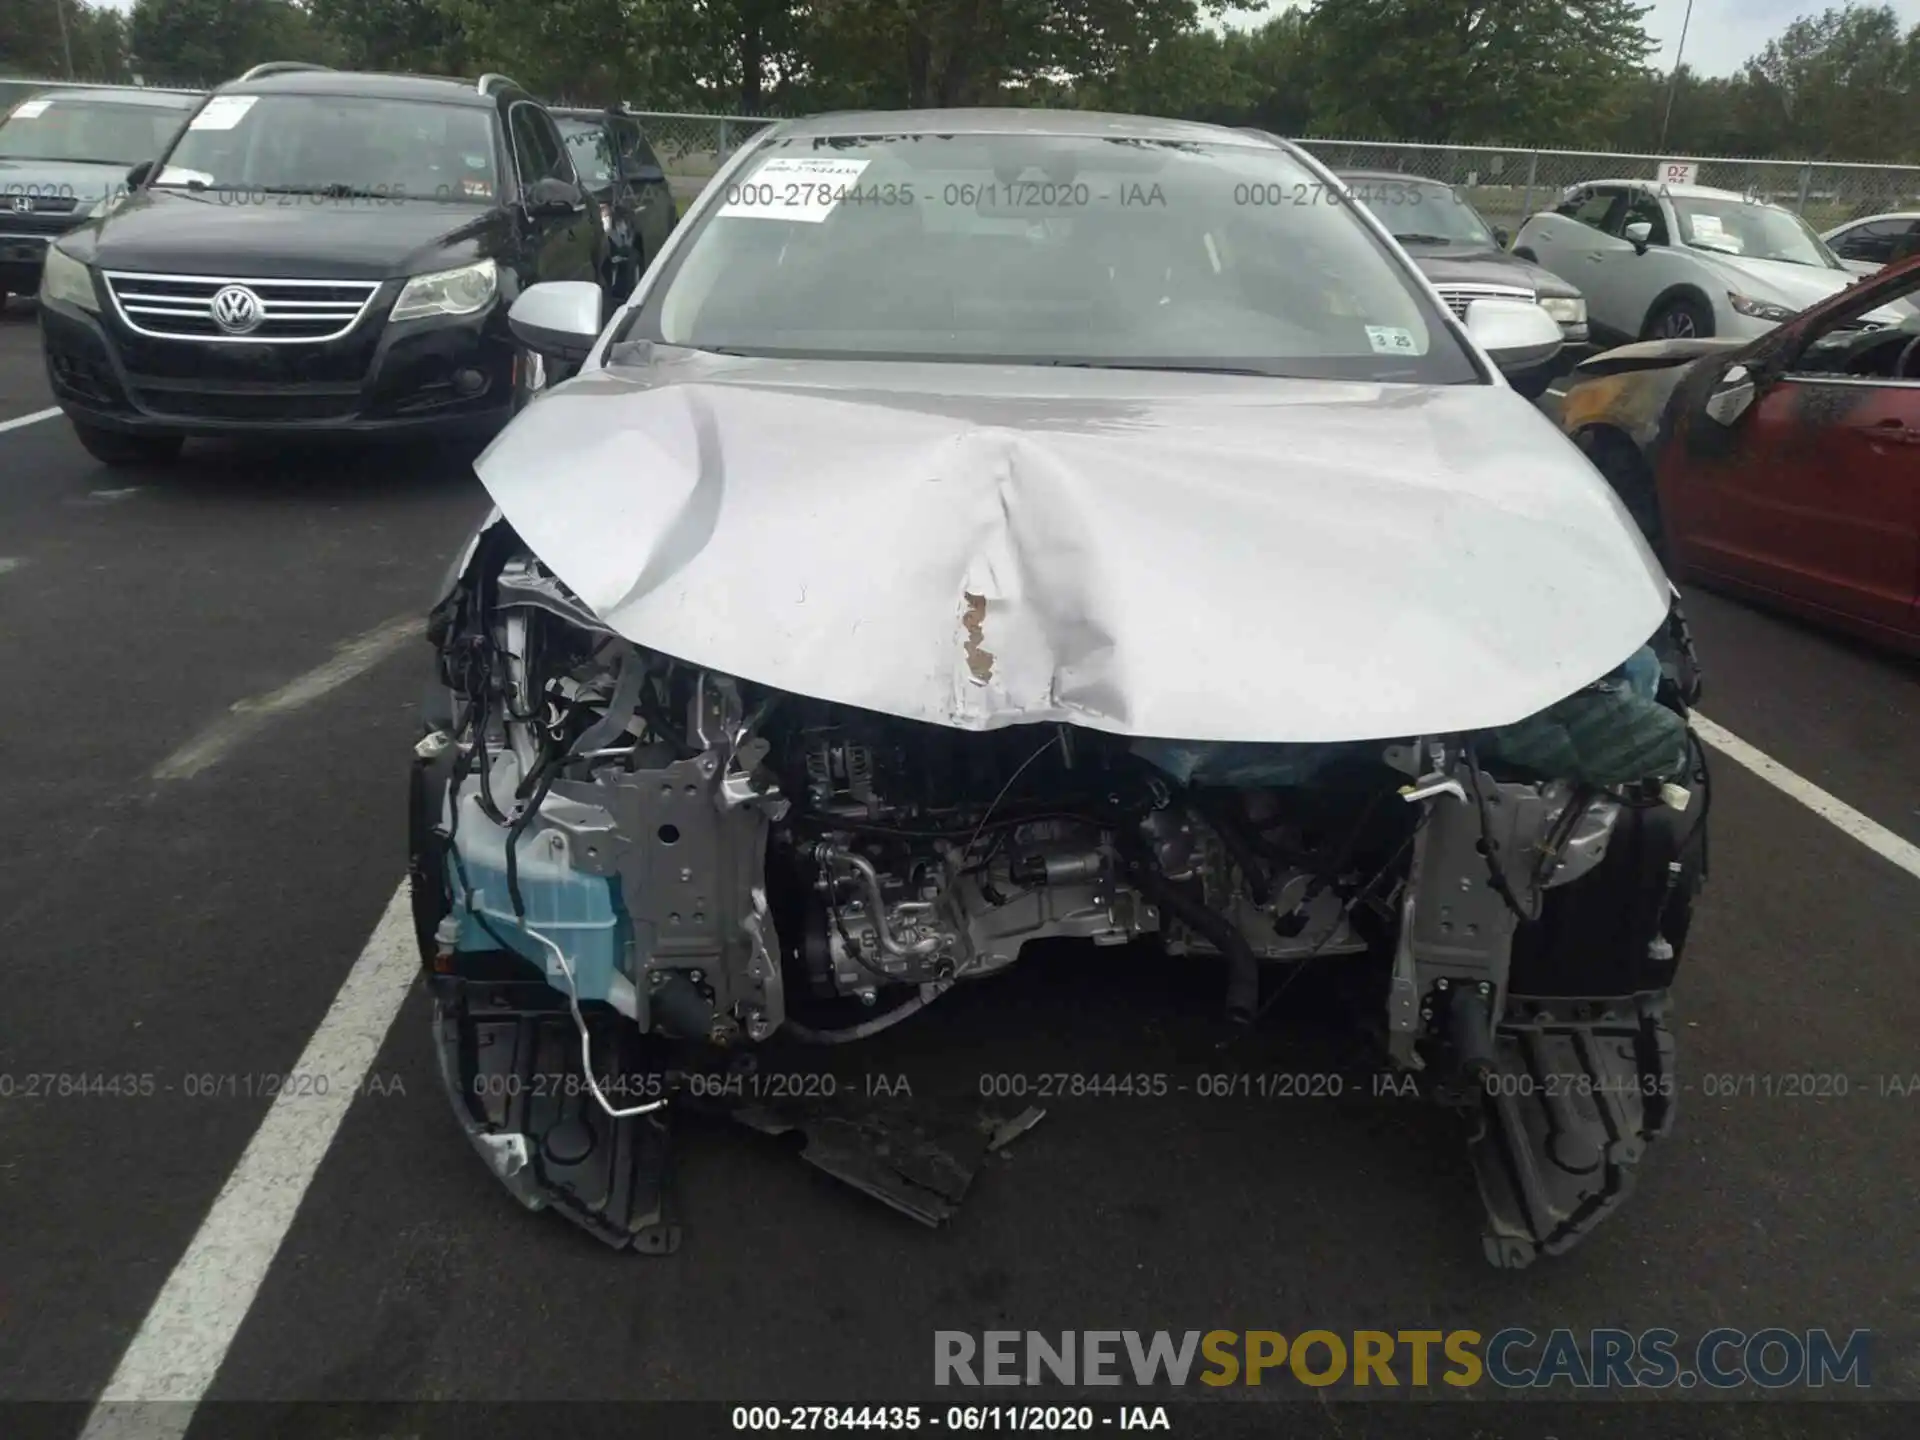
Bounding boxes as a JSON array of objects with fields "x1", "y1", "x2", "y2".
[{"x1": 0, "y1": 299, "x2": 1916, "y2": 1437}]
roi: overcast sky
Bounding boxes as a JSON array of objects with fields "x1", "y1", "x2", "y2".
[{"x1": 1222, "y1": 0, "x2": 1920, "y2": 75}]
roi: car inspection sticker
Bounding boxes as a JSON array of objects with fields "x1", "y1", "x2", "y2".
[
  {"x1": 10, "y1": 99, "x2": 51, "y2": 120},
  {"x1": 189, "y1": 95, "x2": 259, "y2": 131},
  {"x1": 1365, "y1": 325, "x2": 1422, "y2": 356},
  {"x1": 717, "y1": 156, "x2": 872, "y2": 223}
]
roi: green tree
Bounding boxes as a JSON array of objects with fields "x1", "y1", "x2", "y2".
[
  {"x1": 1738, "y1": 4, "x2": 1919, "y2": 160},
  {"x1": 1, "y1": 0, "x2": 72, "y2": 76},
  {"x1": 309, "y1": 0, "x2": 467, "y2": 72},
  {"x1": 69, "y1": 4, "x2": 131, "y2": 79},
  {"x1": 1300, "y1": 0, "x2": 1656, "y2": 144},
  {"x1": 1080, "y1": 28, "x2": 1261, "y2": 121},
  {"x1": 127, "y1": 0, "x2": 329, "y2": 86}
]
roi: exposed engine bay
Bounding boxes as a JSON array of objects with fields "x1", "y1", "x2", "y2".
[{"x1": 410, "y1": 520, "x2": 1710, "y2": 1269}]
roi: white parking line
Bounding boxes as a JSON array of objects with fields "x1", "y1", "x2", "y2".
[
  {"x1": 75, "y1": 705, "x2": 1920, "y2": 1427},
  {"x1": 0, "y1": 406, "x2": 60, "y2": 435},
  {"x1": 1693, "y1": 714, "x2": 1920, "y2": 881},
  {"x1": 151, "y1": 614, "x2": 426, "y2": 781},
  {"x1": 78, "y1": 883, "x2": 418, "y2": 1440}
]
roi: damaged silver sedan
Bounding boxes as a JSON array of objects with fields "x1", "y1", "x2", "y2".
[{"x1": 407, "y1": 110, "x2": 1710, "y2": 1269}]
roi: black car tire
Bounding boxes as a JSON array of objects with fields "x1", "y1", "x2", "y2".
[
  {"x1": 70, "y1": 418, "x2": 184, "y2": 467},
  {"x1": 1643, "y1": 295, "x2": 1714, "y2": 341},
  {"x1": 1578, "y1": 427, "x2": 1667, "y2": 561}
]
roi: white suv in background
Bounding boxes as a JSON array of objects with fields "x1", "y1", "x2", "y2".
[{"x1": 1513, "y1": 179, "x2": 1908, "y2": 342}]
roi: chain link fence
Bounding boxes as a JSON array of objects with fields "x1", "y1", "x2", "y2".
[
  {"x1": 1288, "y1": 139, "x2": 1920, "y2": 236},
  {"x1": 9, "y1": 78, "x2": 1918, "y2": 231},
  {"x1": 625, "y1": 111, "x2": 1920, "y2": 233}
]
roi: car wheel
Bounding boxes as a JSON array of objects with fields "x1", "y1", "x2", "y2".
[
  {"x1": 69, "y1": 418, "x2": 184, "y2": 467},
  {"x1": 1643, "y1": 296, "x2": 1713, "y2": 341},
  {"x1": 1579, "y1": 428, "x2": 1667, "y2": 561}
]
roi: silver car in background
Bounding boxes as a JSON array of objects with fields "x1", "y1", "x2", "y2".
[
  {"x1": 1515, "y1": 179, "x2": 1910, "y2": 341},
  {"x1": 409, "y1": 110, "x2": 1707, "y2": 1271}
]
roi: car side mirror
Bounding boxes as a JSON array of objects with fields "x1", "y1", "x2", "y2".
[
  {"x1": 1493, "y1": 226, "x2": 1511, "y2": 249},
  {"x1": 1624, "y1": 220, "x2": 1653, "y2": 254},
  {"x1": 623, "y1": 161, "x2": 665, "y2": 184},
  {"x1": 1703, "y1": 363, "x2": 1756, "y2": 427},
  {"x1": 524, "y1": 176, "x2": 585, "y2": 218},
  {"x1": 1465, "y1": 297, "x2": 1565, "y2": 379},
  {"x1": 125, "y1": 160, "x2": 154, "y2": 189},
  {"x1": 508, "y1": 281, "x2": 603, "y2": 362}
]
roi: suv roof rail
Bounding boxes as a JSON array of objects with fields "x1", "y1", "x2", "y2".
[
  {"x1": 477, "y1": 73, "x2": 524, "y2": 96},
  {"x1": 236, "y1": 62, "x2": 331, "y2": 82}
]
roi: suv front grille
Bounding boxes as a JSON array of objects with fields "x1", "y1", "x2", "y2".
[
  {"x1": 102, "y1": 270, "x2": 382, "y2": 343},
  {"x1": 1433, "y1": 282, "x2": 1536, "y2": 319}
]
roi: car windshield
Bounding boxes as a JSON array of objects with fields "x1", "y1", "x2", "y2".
[
  {"x1": 0, "y1": 95, "x2": 192, "y2": 167},
  {"x1": 151, "y1": 94, "x2": 499, "y2": 202},
  {"x1": 1671, "y1": 196, "x2": 1841, "y2": 269},
  {"x1": 1344, "y1": 177, "x2": 1497, "y2": 247},
  {"x1": 558, "y1": 118, "x2": 613, "y2": 189},
  {"x1": 632, "y1": 133, "x2": 1479, "y2": 383}
]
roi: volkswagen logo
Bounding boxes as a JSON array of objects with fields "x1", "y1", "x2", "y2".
[
  {"x1": 209, "y1": 284, "x2": 264, "y2": 335},
  {"x1": 9, "y1": 195, "x2": 32, "y2": 214}
]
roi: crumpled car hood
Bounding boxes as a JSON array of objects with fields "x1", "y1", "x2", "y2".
[{"x1": 473, "y1": 353, "x2": 1669, "y2": 744}]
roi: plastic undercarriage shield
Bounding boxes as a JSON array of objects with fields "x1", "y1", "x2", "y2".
[
  {"x1": 431, "y1": 978, "x2": 680, "y2": 1253},
  {"x1": 1468, "y1": 993, "x2": 1677, "y2": 1269}
]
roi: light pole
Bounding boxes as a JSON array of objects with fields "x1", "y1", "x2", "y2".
[{"x1": 1657, "y1": 0, "x2": 1697, "y2": 153}]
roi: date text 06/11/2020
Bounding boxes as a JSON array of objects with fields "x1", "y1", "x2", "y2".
[{"x1": 731, "y1": 1406, "x2": 1172, "y2": 1432}]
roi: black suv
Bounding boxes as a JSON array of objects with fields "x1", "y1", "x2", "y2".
[
  {"x1": 38, "y1": 64, "x2": 608, "y2": 465},
  {"x1": 552, "y1": 105, "x2": 678, "y2": 299}
]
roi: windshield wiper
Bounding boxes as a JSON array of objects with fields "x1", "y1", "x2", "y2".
[
  {"x1": 1392, "y1": 233, "x2": 1456, "y2": 246},
  {"x1": 245, "y1": 183, "x2": 394, "y2": 199},
  {"x1": 1038, "y1": 360, "x2": 1273, "y2": 376}
]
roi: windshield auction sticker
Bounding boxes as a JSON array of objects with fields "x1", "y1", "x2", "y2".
[
  {"x1": 188, "y1": 95, "x2": 259, "y2": 132},
  {"x1": 717, "y1": 156, "x2": 872, "y2": 223},
  {"x1": 1365, "y1": 325, "x2": 1424, "y2": 356}
]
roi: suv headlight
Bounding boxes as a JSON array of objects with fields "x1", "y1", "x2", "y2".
[
  {"x1": 1728, "y1": 292, "x2": 1796, "y2": 323},
  {"x1": 391, "y1": 259, "x2": 498, "y2": 322},
  {"x1": 1539, "y1": 295, "x2": 1586, "y2": 325},
  {"x1": 39, "y1": 243, "x2": 98, "y2": 312}
]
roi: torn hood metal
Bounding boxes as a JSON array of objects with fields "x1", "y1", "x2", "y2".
[{"x1": 472, "y1": 352, "x2": 1670, "y2": 744}]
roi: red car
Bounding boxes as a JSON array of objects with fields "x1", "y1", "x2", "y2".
[{"x1": 1560, "y1": 251, "x2": 1920, "y2": 654}]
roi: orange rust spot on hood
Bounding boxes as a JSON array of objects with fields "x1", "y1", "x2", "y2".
[{"x1": 961, "y1": 591, "x2": 995, "y2": 684}]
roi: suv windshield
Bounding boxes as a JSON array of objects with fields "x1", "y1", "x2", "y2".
[
  {"x1": 0, "y1": 95, "x2": 191, "y2": 167},
  {"x1": 558, "y1": 118, "x2": 613, "y2": 189},
  {"x1": 152, "y1": 93, "x2": 500, "y2": 202},
  {"x1": 1344, "y1": 177, "x2": 1498, "y2": 247},
  {"x1": 1671, "y1": 195, "x2": 1841, "y2": 269},
  {"x1": 633, "y1": 134, "x2": 1479, "y2": 383}
]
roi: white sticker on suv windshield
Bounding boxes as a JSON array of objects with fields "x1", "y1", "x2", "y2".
[
  {"x1": 1690, "y1": 214, "x2": 1725, "y2": 238},
  {"x1": 1365, "y1": 325, "x2": 1422, "y2": 356},
  {"x1": 717, "y1": 156, "x2": 872, "y2": 223},
  {"x1": 11, "y1": 99, "x2": 51, "y2": 119},
  {"x1": 189, "y1": 95, "x2": 259, "y2": 131}
]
